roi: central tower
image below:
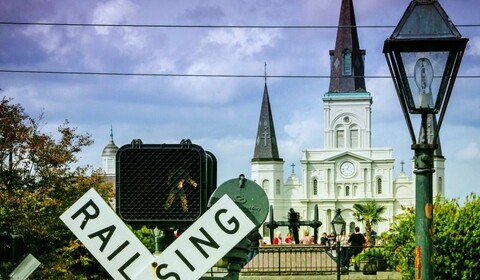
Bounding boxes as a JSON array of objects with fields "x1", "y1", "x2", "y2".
[{"x1": 323, "y1": 0, "x2": 372, "y2": 150}]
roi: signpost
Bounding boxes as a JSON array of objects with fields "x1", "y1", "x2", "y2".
[{"x1": 61, "y1": 188, "x2": 256, "y2": 280}]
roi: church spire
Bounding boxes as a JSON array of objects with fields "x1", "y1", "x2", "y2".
[
  {"x1": 109, "y1": 125, "x2": 115, "y2": 144},
  {"x1": 252, "y1": 67, "x2": 282, "y2": 162},
  {"x1": 328, "y1": 0, "x2": 366, "y2": 93}
]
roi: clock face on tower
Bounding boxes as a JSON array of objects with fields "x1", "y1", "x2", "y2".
[{"x1": 340, "y1": 161, "x2": 355, "y2": 177}]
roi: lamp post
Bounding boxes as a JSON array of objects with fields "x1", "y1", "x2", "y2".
[
  {"x1": 383, "y1": 1, "x2": 468, "y2": 279},
  {"x1": 331, "y1": 209, "x2": 346, "y2": 280}
]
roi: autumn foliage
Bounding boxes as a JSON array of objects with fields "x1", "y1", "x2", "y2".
[{"x1": 0, "y1": 97, "x2": 113, "y2": 279}]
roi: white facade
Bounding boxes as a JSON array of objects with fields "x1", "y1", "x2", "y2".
[
  {"x1": 254, "y1": 90, "x2": 415, "y2": 240},
  {"x1": 249, "y1": 0, "x2": 435, "y2": 242}
]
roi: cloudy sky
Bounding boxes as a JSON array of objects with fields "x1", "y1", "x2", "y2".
[{"x1": 1, "y1": 0, "x2": 479, "y2": 201}]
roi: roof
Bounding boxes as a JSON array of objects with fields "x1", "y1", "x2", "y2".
[
  {"x1": 252, "y1": 83, "x2": 282, "y2": 162},
  {"x1": 101, "y1": 128, "x2": 119, "y2": 157},
  {"x1": 328, "y1": 0, "x2": 366, "y2": 93}
]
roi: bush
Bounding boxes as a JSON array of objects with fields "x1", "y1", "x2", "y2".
[
  {"x1": 355, "y1": 247, "x2": 387, "y2": 267},
  {"x1": 382, "y1": 194, "x2": 480, "y2": 280}
]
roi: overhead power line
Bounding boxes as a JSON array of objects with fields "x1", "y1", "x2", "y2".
[
  {"x1": 0, "y1": 69, "x2": 479, "y2": 79},
  {"x1": 0, "y1": 21, "x2": 478, "y2": 29}
]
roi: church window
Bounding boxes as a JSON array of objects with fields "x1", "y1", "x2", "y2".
[
  {"x1": 438, "y1": 177, "x2": 443, "y2": 194},
  {"x1": 345, "y1": 185, "x2": 350, "y2": 196},
  {"x1": 103, "y1": 158, "x2": 115, "y2": 174},
  {"x1": 350, "y1": 128, "x2": 358, "y2": 148},
  {"x1": 275, "y1": 179, "x2": 281, "y2": 195},
  {"x1": 263, "y1": 179, "x2": 270, "y2": 193},
  {"x1": 343, "y1": 50, "x2": 352, "y2": 75},
  {"x1": 313, "y1": 179, "x2": 318, "y2": 195},
  {"x1": 377, "y1": 178, "x2": 383, "y2": 194},
  {"x1": 336, "y1": 129, "x2": 345, "y2": 148},
  {"x1": 349, "y1": 222, "x2": 355, "y2": 233}
]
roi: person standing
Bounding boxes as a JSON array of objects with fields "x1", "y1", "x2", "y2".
[
  {"x1": 273, "y1": 231, "x2": 282, "y2": 245},
  {"x1": 284, "y1": 232, "x2": 293, "y2": 244},
  {"x1": 299, "y1": 230, "x2": 314, "y2": 244},
  {"x1": 341, "y1": 227, "x2": 366, "y2": 269},
  {"x1": 247, "y1": 229, "x2": 263, "y2": 263},
  {"x1": 320, "y1": 232, "x2": 330, "y2": 247}
]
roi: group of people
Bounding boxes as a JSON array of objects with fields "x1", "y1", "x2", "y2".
[
  {"x1": 247, "y1": 226, "x2": 370, "y2": 266},
  {"x1": 272, "y1": 230, "x2": 317, "y2": 245}
]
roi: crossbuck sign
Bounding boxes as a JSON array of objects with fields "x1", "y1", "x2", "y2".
[{"x1": 61, "y1": 188, "x2": 255, "y2": 280}]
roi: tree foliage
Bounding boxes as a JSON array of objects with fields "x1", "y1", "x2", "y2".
[
  {"x1": 353, "y1": 200, "x2": 387, "y2": 246},
  {"x1": 0, "y1": 97, "x2": 113, "y2": 279},
  {"x1": 382, "y1": 195, "x2": 480, "y2": 280}
]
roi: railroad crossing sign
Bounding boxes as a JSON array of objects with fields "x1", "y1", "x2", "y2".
[
  {"x1": 61, "y1": 188, "x2": 256, "y2": 280},
  {"x1": 60, "y1": 188, "x2": 154, "y2": 280}
]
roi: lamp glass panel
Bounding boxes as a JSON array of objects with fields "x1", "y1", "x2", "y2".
[
  {"x1": 400, "y1": 51, "x2": 449, "y2": 112},
  {"x1": 334, "y1": 223, "x2": 344, "y2": 236}
]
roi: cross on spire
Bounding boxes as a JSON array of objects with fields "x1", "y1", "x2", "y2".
[
  {"x1": 264, "y1": 61, "x2": 267, "y2": 84},
  {"x1": 252, "y1": 62, "x2": 281, "y2": 162},
  {"x1": 261, "y1": 128, "x2": 270, "y2": 147}
]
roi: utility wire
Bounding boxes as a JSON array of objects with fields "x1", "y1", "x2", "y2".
[
  {"x1": 0, "y1": 21, "x2": 479, "y2": 29},
  {"x1": 0, "y1": 69, "x2": 478, "y2": 79}
]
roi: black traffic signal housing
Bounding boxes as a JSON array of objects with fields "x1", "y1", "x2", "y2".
[
  {"x1": 116, "y1": 139, "x2": 216, "y2": 228},
  {"x1": 0, "y1": 233, "x2": 24, "y2": 261}
]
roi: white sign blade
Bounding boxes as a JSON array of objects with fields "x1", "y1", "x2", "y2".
[
  {"x1": 151, "y1": 194, "x2": 255, "y2": 280},
  {"x1": 60, "y1": 188, "x2": 155, "y2": 280}
]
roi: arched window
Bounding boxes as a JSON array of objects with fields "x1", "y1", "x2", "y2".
[
  {"x1": 313, "y1": 179, "x2": 318, "y2": 195},
  {"x1": 275, "y1": 179, "x2": 281, "y2": 195},
  {"x1": 350, "y1": 127, "x2": 358, "y2": 148},
  {"x1": 349, "y1": 222, "x2": 355, "y2": 233},
  {"x1": 343, "y1": 50, "x2": 352, "y2": 75},
  {"x1": 377, "y1": 178, "x2": 383, "y2": 195},
  {"x1": 262, "y1": 179, "x2": 270, "y2": 194},
  {"x1": 438, "y1": 177, "x2": 443, "y2": 194},
  {"x1": 345, "y1": 185, "x2": 350, "y2": 196},
  {"x1": 336, "y1": 129, "x2": 345, "y2": 148}
]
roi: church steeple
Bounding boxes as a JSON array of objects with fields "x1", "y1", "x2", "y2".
[
  {"x1": 328, "y1": 0, "x2": 366, "y2": 93},
  {"x1": 102, "y1": 126, "x2": 119, "y2": 177},
  {"x1": 252, "y1": 67, "x2": 282, "y2": 162}
]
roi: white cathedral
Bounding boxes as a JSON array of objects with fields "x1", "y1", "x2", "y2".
[
  {"x1": 101, "y1": 0, "x2": 446, "y2": 241},
  {"x1": 250, "y1": 0, "x2": 445, "y2": 239}
]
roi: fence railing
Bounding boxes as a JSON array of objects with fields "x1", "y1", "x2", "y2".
[{"x1": 242, "y1": 245, "x2": 338, "y2": 275}]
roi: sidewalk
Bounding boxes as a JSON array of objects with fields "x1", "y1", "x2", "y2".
[{"x1": 240, "y1": 271, "x2": 401, "y2": 280}]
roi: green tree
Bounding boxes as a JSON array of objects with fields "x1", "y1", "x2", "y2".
[
  {"x1": 381, "y1": 206, "x2": 416, "y2": 279},
  {"x1": 382, "y1": 195, "x2": 480, "y2": 280},
  {"x1": 353, "y1": 200, "x2": 387, "y2": 246},
  {"x1": 0, "y1": 97, "x2": 113, "y2": 279}
]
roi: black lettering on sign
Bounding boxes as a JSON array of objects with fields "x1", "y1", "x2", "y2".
[
  {"x1": 88, "y1": 225, "x2": 116, "y2": 252},
  {"x1": 175, "y1": 249, "x2": 195, "y2": 272},
  {"x1": 189, "y1": 227, "x2": 219, "y2": 258},
  {"x1": 70, "y1": 199, "x2": 99, "y2": 230},
  {"x1": 215, "y1": 208, "x2": 239, "y2": 234},
  {"x1": 156, "y1": 263, "x2": 180, "y2": 280},
  {"x1": 118, "y1": 252, "x2": 140, "y2": 280},
  {"x1": 107, "y1": 240, "x2": 130, "y2": 261}
]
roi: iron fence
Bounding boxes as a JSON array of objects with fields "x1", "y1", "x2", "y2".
[{"x1": 242, "y1": 245, "x2": 338, "y2": 275}]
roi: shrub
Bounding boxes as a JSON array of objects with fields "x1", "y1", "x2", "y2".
[{"x1": 382, "y1": 194, "x2": 480, "y2": 280}]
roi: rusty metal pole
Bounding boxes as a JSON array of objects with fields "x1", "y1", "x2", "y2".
[{"x1": 412, "y1": 141, "x2": 435, "y2": 280}]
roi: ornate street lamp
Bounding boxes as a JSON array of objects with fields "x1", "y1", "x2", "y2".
[
  {"x1": 383, "y1": 1, "x2": 468, "y2": 279},
  {"x1": 331, "y1": 209, "x2": 346, "y2": 280}
]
